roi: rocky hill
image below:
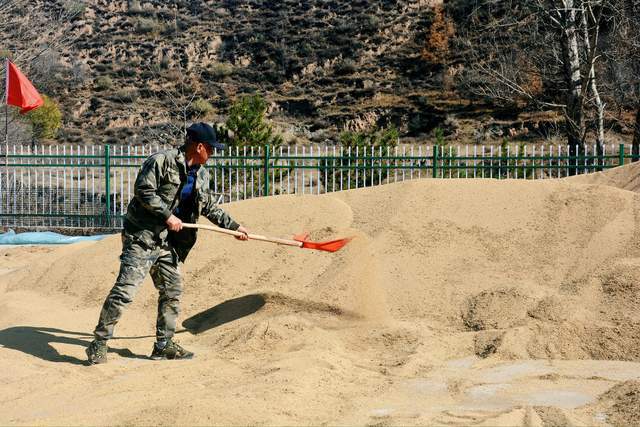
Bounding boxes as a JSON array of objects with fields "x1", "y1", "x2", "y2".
[{"x1": 2, "y1": 0, "x2": 633, "y2": 146}]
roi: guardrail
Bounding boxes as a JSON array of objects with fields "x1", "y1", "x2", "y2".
[{"x1": 0, "y1": 143, "x2": 633, "y2": 229}]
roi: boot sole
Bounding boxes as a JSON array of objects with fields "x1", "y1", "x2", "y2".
[{"x1": 149, "y1": 354, "x2": 194, "y2": 360}]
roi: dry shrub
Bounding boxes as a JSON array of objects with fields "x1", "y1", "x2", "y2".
[
  {"x1": 516, "y1": 57, "x2": 544, "y2": 97},
  {"x1": 422, "y1": 5, "x2": 455, "y2": 65},
  {"x1": 342, "y1": 111, "x2": 380, "y2": 133}
]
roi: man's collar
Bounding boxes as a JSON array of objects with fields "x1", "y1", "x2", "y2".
[{"x1": 176, "y1": 146, "x2": 187, "y2": 177}]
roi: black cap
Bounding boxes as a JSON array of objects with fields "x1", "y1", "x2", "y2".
[{"x1": 186, "y1": 122, "x2": 225, "y2": 150}]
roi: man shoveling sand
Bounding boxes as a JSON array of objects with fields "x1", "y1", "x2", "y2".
[{"x1": 86, "y1": 122, "x2": 249, "y2": 364}]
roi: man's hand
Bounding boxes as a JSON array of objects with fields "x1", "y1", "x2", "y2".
[
  {"x1": 235, "y1": 225, "x2": 249, "y2": 241},
  {"x1": 166, "y1": 214, "x2": 183, "y2": 232}
]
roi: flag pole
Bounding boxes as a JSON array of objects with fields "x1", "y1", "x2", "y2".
[
  {"x1": 3, "y1": 58, "x2": 8, "y2": 195},
  {"x1": 4, "y1": 58, "x2": 8, "y2": 170},
  {"x1": 3, "y1": 58, "x2": 8, "y2": 224}
]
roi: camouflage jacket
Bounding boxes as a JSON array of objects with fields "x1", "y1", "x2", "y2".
[{"x1": 123, "y1": 146, "x2": 239, "y2": 261}]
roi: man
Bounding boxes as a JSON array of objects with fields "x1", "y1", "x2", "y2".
[{"x1": 86, "y1": 122, "x2": 249, "y2": 364}]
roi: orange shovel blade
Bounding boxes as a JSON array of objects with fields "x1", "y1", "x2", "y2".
[{"x1": 293, "y1": 233, "x2": 353, "y2": 253}]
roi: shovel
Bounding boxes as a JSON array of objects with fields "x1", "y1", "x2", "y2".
[{"x1": 182, "y1": 223, "x2": 352, "y2": 253}]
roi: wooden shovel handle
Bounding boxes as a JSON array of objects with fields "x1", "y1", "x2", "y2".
[{"x1": 181, "y1": 223, "x2": 303, "y2": 248}]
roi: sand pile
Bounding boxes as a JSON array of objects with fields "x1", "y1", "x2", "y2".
[
  {"x1": 566, "y1": 159, "x2": 640, "y2": 192},
  {"x1": 594, "y1": 380, "x2": 640, "y2": 426},
  {"x1": 2, "y1": 163, "x2": 640, "y2": 424}
]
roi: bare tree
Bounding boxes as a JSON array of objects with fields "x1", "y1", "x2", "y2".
[
  {"x1": 544, "y1": 0, "x2": 606, "y2": 167},
  {"x1": 155, "y1": 65, "x2": 202, "y2": 139},
  {"x1": 547, "y1": 0, "x2": 586, "y2": 159},
  {"x1": 454, "y1": 0, "x2": 610, "y2": 173},
  {"x1": 607, "y1": 0, "x2": 640, "y2": 159},
  {"x1": 1, "y1": 0, "x2": 83, "y2": 149},
  {"x1": 580, "y1": 2, "x2": 605, "y2": 161},
  {"x1": 1, "y1": 0, "x2": 82, "y2": 81},
  {"x1": 106, "y1": 59, "x2": 217, "y2": 147}
]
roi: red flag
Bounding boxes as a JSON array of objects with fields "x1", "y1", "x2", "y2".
[{"x1": 4, "y1": 60, "x2": 44, "y2": 114}]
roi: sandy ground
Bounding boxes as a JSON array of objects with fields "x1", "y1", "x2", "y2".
[{"x1": 2, "y1": 164, "x2": 640, "y2": 425}]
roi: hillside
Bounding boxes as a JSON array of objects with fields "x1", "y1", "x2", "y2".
[
  {"x1": 2, "y1": 0, "x2": 636, "y2": 147},
  {"x1": 3, "y1": 0, "x2": 444, "y2": 144}
]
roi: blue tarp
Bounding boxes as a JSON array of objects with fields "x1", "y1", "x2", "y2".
[{"x1": 0, "y1": 229, "x2": 111, "y2": 245}]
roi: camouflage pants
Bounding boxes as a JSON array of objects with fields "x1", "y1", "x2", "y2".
[{"x1": 93, "y1": 232, "x2": 182, "y2": 342}]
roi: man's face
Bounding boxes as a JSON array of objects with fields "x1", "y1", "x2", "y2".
[{"x1": 193, "y1": 142, "x2": 213, "y2": 165}]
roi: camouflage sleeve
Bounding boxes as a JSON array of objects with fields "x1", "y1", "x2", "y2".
[
  {"x1": 134, "y1": 153, "x2": 172, "y2": 220},
  {"x1": 198, "y1": 169, "x2": 240, "y2": 230},
  {"x1": 202, "y1": 196, "x2": 240, "y2": 230}
]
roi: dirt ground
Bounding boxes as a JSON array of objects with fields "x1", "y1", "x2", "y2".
[{"x1": 2, "y1": 163, "x2": 640, "y2": 425}]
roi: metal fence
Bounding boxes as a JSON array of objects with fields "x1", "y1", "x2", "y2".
[{"x1": 0, "y1": 142, "x2": 634, "y2": 230}]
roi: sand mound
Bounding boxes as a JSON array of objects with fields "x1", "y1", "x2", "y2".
[
  {"x1": 527, "y1": 295, "x2": 567, "y2": 323},
  {"x1": 593, "y1": 381, "x2": 640, "y2": 426},
  {"x1": 463, "y1": 287, "x2": 533, "y2": 331},
  {"x1": 567, "y1": 160, "x2": 640, "y2": 192},
  {"x1": 4, "y1": 167, "x2": 640, "y2": 424}
]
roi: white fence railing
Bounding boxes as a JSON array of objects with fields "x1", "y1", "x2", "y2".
[{"x1": 0, "y1": 142, "x2": 633, "y2": 229}]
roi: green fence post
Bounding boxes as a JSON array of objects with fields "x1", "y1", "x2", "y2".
[
  {"x1": 619, "y1": 143, "x2": 625, "y2": 167},
  {"x1": 104, "y1": 144, "x2": 111, "y2": 226},
  {"x1": 432, "y1": 145, "x2": 438, "y2": 178},
  {"x1": 263, "y1": 144, "x2": 270, "y2": 196}
]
